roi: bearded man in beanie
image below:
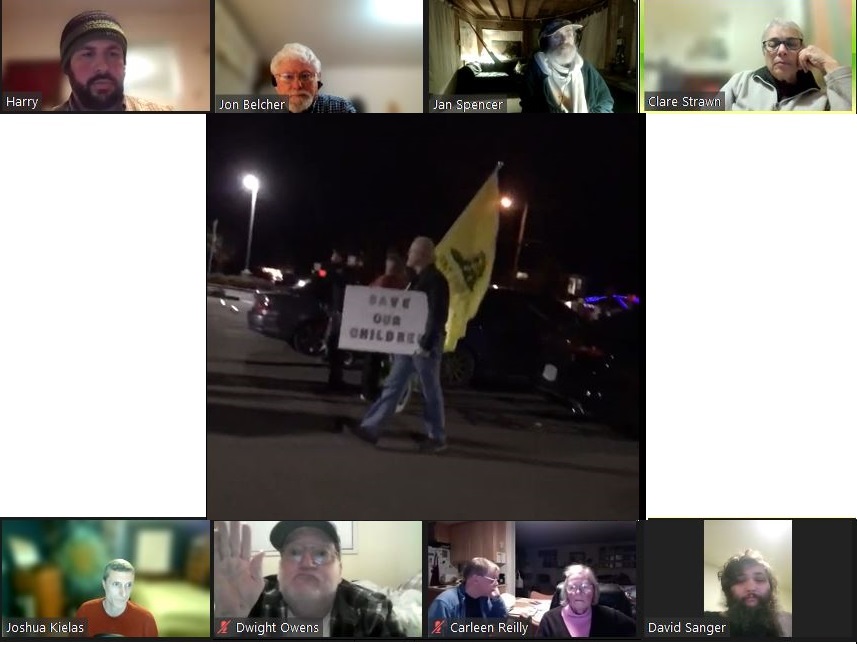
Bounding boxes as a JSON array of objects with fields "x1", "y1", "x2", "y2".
[
  {"x1": 521, "y1": 19, "x2": 613, "y2": 113},
  {"x1": 53, "y1": 10, "x2": 172, "y2": 111}
]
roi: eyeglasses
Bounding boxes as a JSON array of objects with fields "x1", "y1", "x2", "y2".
[
  {"x1": 273, "y1": 72, "x2": 317, "y2": 84},
  {"x1": 567, "y1": 583, "x2": 595, "y2": 593},
  {"x1": 762, "y1": 38, "x2": 803, "y2": 52},
  {"x1": 479, "y1": 574, "x2": 499, "y2": 584},
  {"x1": 281, "y1": 544, "x2": 336, "y2": 566}
]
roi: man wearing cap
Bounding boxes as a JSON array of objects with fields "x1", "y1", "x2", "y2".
[
  {"x1": 270, "y1": 43, "x2": 357, "y2": 113},
  {"x1": 52, "y1": 10, "x2": 173, "y2": 111},
  {"x1": 521, "y1": 19, "x2": 614, "y2": 113},
  {"x1": 213, "y1": 521, "x2": 406, "y2": 637}
]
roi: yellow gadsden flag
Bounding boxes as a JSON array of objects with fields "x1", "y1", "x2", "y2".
[{"x1": 436, "y1": 164, "x2": 501, "y2": 353}]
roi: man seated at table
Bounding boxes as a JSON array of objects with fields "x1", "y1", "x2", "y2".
[{"x1": 428, "y1": 557, "x2": 508, "y2": 621}]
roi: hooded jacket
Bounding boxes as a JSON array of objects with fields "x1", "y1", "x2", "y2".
[{"x1": 720, "y1": 65, "x2": 852, "y2": 111}]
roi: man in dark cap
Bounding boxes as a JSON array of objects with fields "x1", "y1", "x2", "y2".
[
  {"x1": 520, "y1": 19, "x2": 613, "y2": 113},
  {"x1": 53, "y1": 10, "x2": 173, "y2": 111},
  {"x1": 213, "y1": 521, "x2": 405, "y2": 637}
]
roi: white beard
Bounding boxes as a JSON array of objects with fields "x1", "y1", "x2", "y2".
[
  {"x1": 547, "y1": 44, "x2": 577, "y2": 67},
  {"x1": 288, "y1": 93, "x2": 314, "y2": 113}
]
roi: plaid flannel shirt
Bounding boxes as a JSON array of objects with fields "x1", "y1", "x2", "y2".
[
  {"x1": 250, "y1": 578, "x2": 405, "y2": 637},
  {"x1": 299, "y1": 94, "x2": 357, "y2": 113}
]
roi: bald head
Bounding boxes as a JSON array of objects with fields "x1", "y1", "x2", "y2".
[{"x1": 407, "y1": 236, "x2": 436, "y2": 272}]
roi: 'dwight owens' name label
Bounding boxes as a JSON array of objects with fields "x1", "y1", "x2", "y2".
[{"x1": 338, "y1": 286, "x2": 428, "y2": 355}]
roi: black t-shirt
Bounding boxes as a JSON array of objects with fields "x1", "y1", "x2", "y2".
[{"x1": 464, "y1": 593, "x2": 482, "y2": 618}]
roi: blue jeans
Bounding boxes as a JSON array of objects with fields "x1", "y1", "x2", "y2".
[{"x1": 360, "y1": 342, "x2": 446, "y2": 443}]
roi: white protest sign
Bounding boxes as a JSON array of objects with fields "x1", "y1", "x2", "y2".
[{"x1": 338, "y1": 286, "x2": 428, "y2": 355}]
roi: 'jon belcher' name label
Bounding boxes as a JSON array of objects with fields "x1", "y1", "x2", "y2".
[{"x1": 215, "y1": 95, "x2": 291, "y2": 113}]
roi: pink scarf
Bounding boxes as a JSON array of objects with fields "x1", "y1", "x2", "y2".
[{"x1": 561, "y1": 604, "x2": 592, "y2": 637}]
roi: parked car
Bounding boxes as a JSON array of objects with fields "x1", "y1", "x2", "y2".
[
  {"x1": 540, "y1": 305, "x2": 640, "y2": 438},
  {"x1": 441, "y1": 287, "x2": 591, "y2": 389},
  {"x1": 247, "y1": 278, "x2": 331, "y2": 355}
]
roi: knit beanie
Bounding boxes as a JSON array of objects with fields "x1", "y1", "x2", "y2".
[{"x1": 60, "y1": 10, "x2": 127, "y2": 71}]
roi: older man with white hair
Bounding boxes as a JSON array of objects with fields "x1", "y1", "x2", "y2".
[
  {"x1": 270, "y1": 43, "x2": 356, "y2": 113},
  {"x1": 720, "y1": 19, "x2": 851, "y2": 110},
  {"x1": 345, "y1": 236, "x2": 450, "y2": 453},
  {"x1": 521, "y1": 19, "x2": 614, "y2": 113}
]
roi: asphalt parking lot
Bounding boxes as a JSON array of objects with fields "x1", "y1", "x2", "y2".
[{"x1": 207, "y1": 298, "x2": 639, "y2": 519}]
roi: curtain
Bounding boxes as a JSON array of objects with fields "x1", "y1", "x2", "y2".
[{"x1": 429, "y1": 0, "x2": 459, "y2": 94}]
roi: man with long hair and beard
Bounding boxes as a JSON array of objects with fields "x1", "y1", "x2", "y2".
[
  {"x1": 52, "y1": 10, "x2": 172, "y2": 112},
  {"x1": 705, "y1": 550, "x2": 793, "y2": 637}
]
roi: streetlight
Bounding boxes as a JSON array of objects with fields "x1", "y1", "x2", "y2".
[
  {"x1": 241, "y1": 174, "x2": 260, "y2": 275},
  {"x1": 501, "y1": 195, "x2": 529, "y2": 281}
]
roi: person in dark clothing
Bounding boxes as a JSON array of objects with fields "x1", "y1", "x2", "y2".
[
  {"x1": 361, "y1": 251, "x2": 410, "y2": 401},
  {"x1": 324, "y1": 249, "x2": 357, "y2": 390},
  {"x1": 536, "y1": 565, "x2": 635, "y2": 638},
  {"x1": 348, "y1": 236, "x2": 450, "y2": 453}
]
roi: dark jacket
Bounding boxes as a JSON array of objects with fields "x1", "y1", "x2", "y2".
[
  {"x1": 521, "y1": 54, "x2": 613, "y2": 113},
  {"x1": 327, "y1": 262, "x2": 358, "y2": 314},
  {"x1": 249, "y1": 576, "x2": 405, "y2": 637},
  {"x1": 536, "y1": 604, "x2": 636, "y2": 638},
  {"x1": 409, "y1": 263, "x2": 450, "y2": 351},
  {"x1": 427, "y1": 584, "x2": 508, "y2": 621}
]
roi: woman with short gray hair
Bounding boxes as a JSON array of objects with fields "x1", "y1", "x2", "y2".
[{"x1": 535, "y1": 564, "x2": 635, "y2": 638}]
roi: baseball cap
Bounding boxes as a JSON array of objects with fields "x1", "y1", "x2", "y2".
[{"x1": 270, "y1": 521, "x2": 341, "y2": 554}]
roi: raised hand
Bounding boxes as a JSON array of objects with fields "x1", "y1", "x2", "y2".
[{"x1": 213, "y1": 521, "x2": 266, "y2": 617}]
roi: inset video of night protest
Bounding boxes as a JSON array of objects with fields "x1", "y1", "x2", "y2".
[{"x1": 206, "y1": 115, "x2": 641, "y2": 519}]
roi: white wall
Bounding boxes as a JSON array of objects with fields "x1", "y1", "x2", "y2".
[
  {"x1": 1, "y1": 1, "x2": 210, "y2": 110},
  {"x1": 315, "y1": 66, "x2": 423, "y2": 113},
  {"x1": 213, "y1": 0, "x2": 259, "y2": 95},
  {"x1": 261, "y1": 521, "x2": 422, "y2": 589}
]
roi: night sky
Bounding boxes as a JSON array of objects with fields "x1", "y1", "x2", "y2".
[{"x1": 207, "y1": 115, "x2": 642, "y2": 292}]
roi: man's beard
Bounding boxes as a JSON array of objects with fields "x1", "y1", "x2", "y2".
[
  {"x1": 547, "y1": 43, "x2": 577, "y2": 67},
  {"x1": 725, "y1": 593, "x2": 782, "y2": 637},
  {"x1": 287, "y1": 92, "x2": 314, "y2": 113},
  {"x1": 70, "y1": 73, "x2": 124, "y2": 110},
  {"x1": 280, "y1": 579, "x2": 336, "y2": 619}
]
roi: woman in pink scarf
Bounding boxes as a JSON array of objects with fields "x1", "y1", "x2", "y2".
[{"x1": 535, "y1": 565, "x2": 635, "y2": 638}]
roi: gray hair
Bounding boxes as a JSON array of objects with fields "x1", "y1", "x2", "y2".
[
  {"x1": 411, "y1": 236, "x2": 436, "y2": 262},
  {"x1": 558, "y1": 564, "x2": 600, "y2": 606},
  {"x1": 762, "y1": 19, "x2": 804, "y2": 42},
  {"x1": 103, "y1": 559, "x2": 135, "y2": 581},
  {"x1": 270, "y1": 43, "x2": 321, "y2": 74}
]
